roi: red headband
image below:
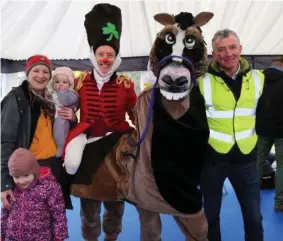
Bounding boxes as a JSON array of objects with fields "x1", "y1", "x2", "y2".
[{"x1": 25, "y1": 55, "x2": 52, "y2": 74}]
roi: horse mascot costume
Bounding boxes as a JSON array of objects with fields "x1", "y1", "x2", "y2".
[{"x1": 113, "y1": 11, "x2": 214, "y2": 241}]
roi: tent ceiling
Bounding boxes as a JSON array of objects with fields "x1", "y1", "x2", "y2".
[{"x1": 2, "y1": 0, "x2": 283, "y2": 61}]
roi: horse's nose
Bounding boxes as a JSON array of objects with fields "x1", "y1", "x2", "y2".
[
  {"x1": 174, "y1": 76, "x2": 188, "y2": 86},
  {"x1": 162, "y1": 75, "x2": 188, "y2": 87},
  {"x1": 162, "y1": 75, "x2": 174, "y2": 85}
]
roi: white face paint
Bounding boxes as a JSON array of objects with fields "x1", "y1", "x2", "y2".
[{"x1": 172, "y1": 26, "x2": 186, "y2": 62}]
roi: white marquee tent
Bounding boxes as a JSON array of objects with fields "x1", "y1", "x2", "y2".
[
  {"x1": 2, "y1": 0, "x2": 283, "y2": 60},
  {"x1": 1, "y1": 0, "x2": 283, "y2": 97}
]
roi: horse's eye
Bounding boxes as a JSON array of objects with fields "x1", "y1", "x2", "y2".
[
  {"x1": 165, "y1": 33, "x2": 176, "y2": 45},
  {"x1": 184, "y1": 36, "x2": 196, "y2": 49}
]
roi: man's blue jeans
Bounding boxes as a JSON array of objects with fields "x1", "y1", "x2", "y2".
[{"x1": 201, "y1": 161, "x2": 263, "y2": 241}]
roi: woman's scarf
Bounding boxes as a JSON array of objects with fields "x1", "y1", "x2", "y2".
[{"x1": 28, "y1": 82, "x2": 55, "y2": 119}]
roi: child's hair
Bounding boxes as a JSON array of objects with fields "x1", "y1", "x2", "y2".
[
  {"x1": 8, "y1": 148, "x2": 40, "y2": 178},
  {"x1": 52, "y1": 67, "x2": 75, "y2": 90}
]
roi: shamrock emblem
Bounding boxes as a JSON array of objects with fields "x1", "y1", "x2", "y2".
[{"x1": 102, "y1": 22, "x2": 119, "y2": 41}]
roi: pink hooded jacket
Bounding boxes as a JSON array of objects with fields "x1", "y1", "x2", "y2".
[{"x1": 1, "y1": 167, "x2": 68, "y2": 241}]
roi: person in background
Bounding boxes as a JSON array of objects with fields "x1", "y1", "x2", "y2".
[
  {"x1": 1, "y1": 55, "x2": 75, "y2": 210},
  {"x1": 198, "y1": 29, "x2": 264, "y2": 241},
  {"x1": 256, "y1": 56, "x2": 283, "y2": 212},
  {"x1": 1, "y1": 148, "x2": 68, "y2": 241}
]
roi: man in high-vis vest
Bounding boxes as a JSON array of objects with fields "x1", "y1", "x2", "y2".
[{"x1": 198, "y1": 29, "x2": 264, "y2": 241}]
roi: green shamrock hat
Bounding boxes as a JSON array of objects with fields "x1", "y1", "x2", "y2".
[{"x1": 84, "y1": 3, "x2": 122, "y2": 54}]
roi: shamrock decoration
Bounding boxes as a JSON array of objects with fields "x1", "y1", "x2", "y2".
[{"x1": 102, "y1": 22, "x2": 120, "y2": 41}]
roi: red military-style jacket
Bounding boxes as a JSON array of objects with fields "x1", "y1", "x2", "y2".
[{"x1": 63, "y1": 71, "x2": 137, "y2": 156}]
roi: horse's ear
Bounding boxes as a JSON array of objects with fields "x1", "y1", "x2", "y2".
[
  {"x1": 194, "y1": 12, "x2": 214, "y2": 27},
  {"x1": 154, "y1": 13, "x2": 175, "y2": 26}
]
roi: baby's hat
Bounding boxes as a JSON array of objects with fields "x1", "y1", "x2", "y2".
[{"x1": 52, "y1": 67, "x2": 75, "y2": 89}]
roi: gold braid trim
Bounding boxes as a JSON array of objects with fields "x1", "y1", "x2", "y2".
[
  {"x1": 75, "y1": 71, "x2": 89, "y2": 91},
  {"x1": 116, "y1": 74, "x2": 133, "y2": 89}
]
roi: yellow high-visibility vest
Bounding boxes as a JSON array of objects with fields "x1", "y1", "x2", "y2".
[{"x1": 198, "y1": 70, "x2": 264, "y2": 154}]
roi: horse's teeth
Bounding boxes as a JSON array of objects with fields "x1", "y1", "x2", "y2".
[{"x1": 160, "y1": 89, "x2": 189, "y2": 100}]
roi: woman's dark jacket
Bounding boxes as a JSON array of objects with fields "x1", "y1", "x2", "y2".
[
  {"x1": 1, "y1": 81, "x2": 42, "y2": 191},
  {"x1": 0, "y1": 80, "x2": 62, "y2": 191}
]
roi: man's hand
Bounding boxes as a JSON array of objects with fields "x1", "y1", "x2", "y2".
[{"x1": 1, "y1": 189, "x2": 15, "y2": 209}]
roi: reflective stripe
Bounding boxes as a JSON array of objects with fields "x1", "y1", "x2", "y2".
[
  {"x1": 202, "y1": 74, "x2": 212, "y2": 106},
  {"x1": 206, "y1": 107, "x2": 256, "y2": 118},
  {"x1": 235, "y1": 128, "x2": 255, "y2": 140},
  {"x1": 252, "y1": 70, "x2": 261, "y2": 100},
  {"x1": 235, "y1": 108, "x2": 256, "y2": 116},
  {"x1": 210, "y1": 128, "x2": 255, "y2": 143},
  {"x1": 203, "y1": 71, "x2": 262, "y2": 109},
  {"x1": 210, "y1": 129, "x2": 234, "y2": 143}
]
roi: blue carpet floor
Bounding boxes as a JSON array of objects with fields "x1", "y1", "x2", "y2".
[{"x1": 66, "y1": 180, "x2": 283, "y2": 241}]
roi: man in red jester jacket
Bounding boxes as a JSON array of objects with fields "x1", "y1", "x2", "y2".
[{"x1": 62, "y1": 4, "x2": 137, "y2": 241}]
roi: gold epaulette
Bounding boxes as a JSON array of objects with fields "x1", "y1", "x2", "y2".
[
  {"x1": 75, "y1": 71, "x2": 89, "y2": 91},
  {"x1": 116, "y1": 74, "x2": 133, "y2": 89}
]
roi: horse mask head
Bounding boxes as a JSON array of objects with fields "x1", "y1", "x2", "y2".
[{"x1": 149, "y1": 11, "x2": 213, "y2": 100}]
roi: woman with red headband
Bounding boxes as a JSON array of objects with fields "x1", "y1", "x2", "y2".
[{"x1": 1, "y1": 54, "x2": 75, "y2": 210}]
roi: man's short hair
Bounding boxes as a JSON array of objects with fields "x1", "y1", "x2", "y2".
[{"x1": 212, "y1": 29, "x2": 240, "y2": 50}]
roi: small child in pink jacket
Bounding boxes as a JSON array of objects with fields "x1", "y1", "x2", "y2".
[{"x1": 1, "y1": 148, "x2": 68, "y2": 241}]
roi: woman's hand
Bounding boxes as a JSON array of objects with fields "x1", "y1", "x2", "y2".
[{"x1": 57, "y1": 107, "x2": 76, "y2": 121}]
